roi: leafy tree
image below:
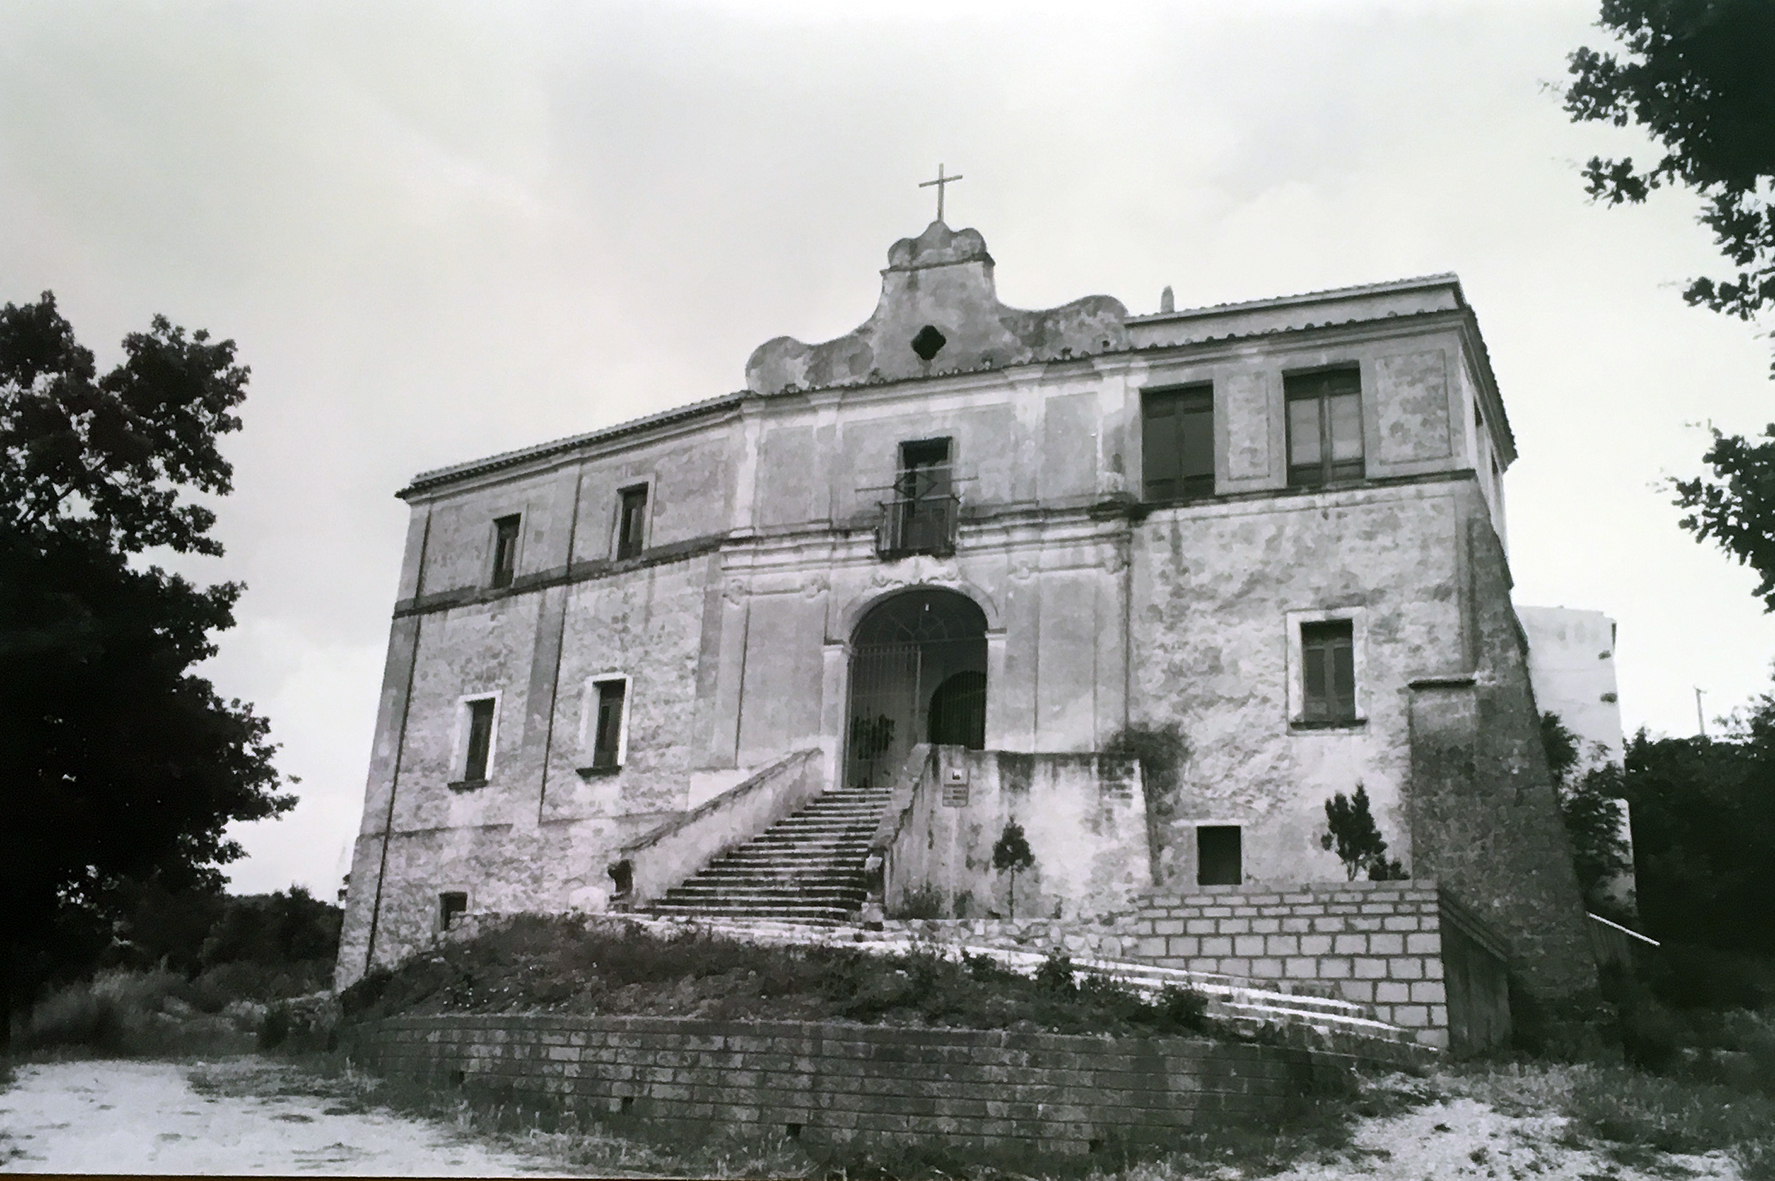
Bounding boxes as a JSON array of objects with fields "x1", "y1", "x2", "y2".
[
  {"x1": 1566, "y1": 3, "x2": 1775, "y2": 597},
  {"x1": 1320, "y1": 784, "x2": 1405, "y2": 881},
  {"x1": 200, "y1": 887, "x2": 343, "y2": 969},
  {"x1": 1, "y1": 292, "x2": 293, "y2": 1035},
  {"x1": 1623, "y1": 724, "x2": 1775, "y2": 954},
  {"x1": 991, "y1": 820, "x2": 1035, "y2": 921},
  {"x1": 1539, "y1": 712, "x2": 1634, "y2": 919},
  {"x1": 1566, "y1": 0, "x2": 1775, "y2": 348}
]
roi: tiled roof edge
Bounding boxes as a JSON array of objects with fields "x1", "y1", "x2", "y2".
[
  {"x1": 398, "y1": 391, "x2": 748, "y2": 498},
  {"x1": 1128, "y1": 273, "x2": 1465, "y2": 323}
]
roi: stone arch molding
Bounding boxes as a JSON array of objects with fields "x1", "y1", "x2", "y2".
[{"x1": 833, "y1": 577, "x2": 1003, "y2": 644}]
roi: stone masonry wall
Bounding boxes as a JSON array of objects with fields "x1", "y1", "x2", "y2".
[
  {"x1": 342, "y1": 1014, "x2": 1354, "y2": 1161},
  {"x1": 1124, "y1": 881, "x2": 1510, "y2": 1053}
]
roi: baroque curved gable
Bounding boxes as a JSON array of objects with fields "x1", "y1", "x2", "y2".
[{"x1": 745, "y1": 220, "x2": 1128, "y2": 394}]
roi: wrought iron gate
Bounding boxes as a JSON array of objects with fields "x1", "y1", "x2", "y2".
[{"x1": 842, "y1": 590, "x2": 988, "y2": 790}]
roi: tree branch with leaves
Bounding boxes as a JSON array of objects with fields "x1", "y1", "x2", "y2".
[{"x1": 1, "y1": 292, "x2": 293, "y2": 1038}]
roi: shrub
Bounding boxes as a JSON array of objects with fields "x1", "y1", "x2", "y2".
[
  {"x1": 1157, "y1": 983, "x2": 1210, "y2": 1031},
  {"x1": 1321, "y1": 784, "x2": 1404, "y2": 881},
  {"x1": 258, "y1": 1004, "x2": 291, "y2": 1051},
  {"x1": 12, "y1": 968, "x2": 252, "y2": 1057},
  {"x1": 1617, "y1": 986, "x2": 1686, "y2": 1072},
  {"x1": 1647, "y1": 943, "x2": 1775, "y2": 1010},
  {"x1": 1034, "y1": 949, "x2": 1076, "y2": 996},
  {"x1": 991, "y1": 821, "x2": 1035, "y2": 921},
  {"x1": 17, "y1": 976, "x2": 133, "y2": 1053},
  {"x1": 889, "y1": 885, "x2": 944, "y2": 921}
]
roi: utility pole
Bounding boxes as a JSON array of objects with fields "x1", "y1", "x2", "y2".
[{"x1": 1696, "y1": 687, "x2": 1707, "y2": 738}]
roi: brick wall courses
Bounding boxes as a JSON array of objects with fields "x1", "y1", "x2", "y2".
[{"x1": 343, "y1": 1014, "x2": 1355, "y2": 1160}]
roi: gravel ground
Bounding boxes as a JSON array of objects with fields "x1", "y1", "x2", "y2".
[{"x1": 0, "y1": 1057, "x2": 577, "y2": 1175}]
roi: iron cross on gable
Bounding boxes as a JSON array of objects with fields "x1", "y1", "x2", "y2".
[{"x1": 919, "y1": 164, "x2": 963, "y2": 222}]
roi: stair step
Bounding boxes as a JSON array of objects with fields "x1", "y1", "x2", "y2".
[{"x1": 643, "y1": 782, "x2": 894, "y2": 925}]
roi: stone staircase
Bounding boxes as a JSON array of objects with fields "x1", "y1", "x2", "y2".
[{"x1": 644, "y1": 785, "x2": 893, "y2": 923}]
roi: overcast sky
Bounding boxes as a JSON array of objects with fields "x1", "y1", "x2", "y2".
[{"x1": 5, "y1": 0, "x2": 1773, "y2": 897}]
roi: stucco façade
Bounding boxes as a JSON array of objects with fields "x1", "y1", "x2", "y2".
[{"x1": 338, "y1": 218, "x2": 1599, "y2": 1002}]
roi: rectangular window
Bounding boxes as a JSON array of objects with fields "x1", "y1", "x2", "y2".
[
  {"x1": 1300, "y1": 619, "x2": 1356, "y2": 723},
  {"x1": 1142, "y1": 385, "x2": 1214, "y2": 501},
  {"x1": 1197, "y1": 825, "x2": 1242, "y2": 886},
  {"x1": 439, "y1": 891, "x2": 468, "y2": 931},
  {"x1": 616, "y1": 485, "x2": 648, "y2": 560},
  {"x1": 892, "y1": 438, "x2": 954, "y2": 554},
  {"x1": 490, "y1": 515, "x2": 520, "y2": 588},
  {"x1": 463, "y1": 697, "x2": 496, "y2": 782},
  {"x1": 591, "y1": 679, "x2": 627, "y2": 770},
  {"x1": 1286, "y1": 369, "x2": 1364, "y2": 486}
]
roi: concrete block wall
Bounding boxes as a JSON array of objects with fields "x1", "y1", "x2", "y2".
[
  {"x1": 1124, "y1": 880, "x2": 1511, "y2": 1052},
  {"x1": 343, "y1": 1014, "x2": 1354, "y2": 1161}
]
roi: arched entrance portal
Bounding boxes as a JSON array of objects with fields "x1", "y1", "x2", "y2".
[{"x1": 844, "y1": 589, "x2": 988, "y2": 789}]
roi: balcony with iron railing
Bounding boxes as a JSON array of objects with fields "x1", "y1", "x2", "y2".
[{"x1": 874, "y1": 466, "x2": 960, "y2": 559}]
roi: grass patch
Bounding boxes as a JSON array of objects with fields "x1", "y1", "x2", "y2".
[
  {"x1": 9, "y1": 969, "x2": 256, "y2": 1058},
  {"x1": 8, "y1": 963, "x2": 339, "y2": 1059},
  {"x1": 1565, "y1": 1062, "x2": 1775, "y2": 1178},
  {"x1": 340, "y1": 914, "x2": 1212, "y2": 1039},
  {"x1": 1449, "y1": 1001, "x2": 1775, "y2": 1181}
]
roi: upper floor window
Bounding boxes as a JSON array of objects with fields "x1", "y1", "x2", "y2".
[
  {"x1": 490, "y1": 515, "x2": 520, "y2": 588},
  {"x1": 881, "y1": 438, "x2": 956, "y2": 557},
  {"x1": 1286, "y1": 369, "x2": 1364, "y2": 487},
  {"x1": 460, "y1": 696, "x2": 497, "y2": 784},
  {"x1": 1142, "y1": 385, "x2": 1214, "y2": 501},
  {"x1": 616, "y1": 485, "x2": 648, "y2": 560},
  {"x1": 1300, "y1": 619, "x2": 1356, "y2": 724}
]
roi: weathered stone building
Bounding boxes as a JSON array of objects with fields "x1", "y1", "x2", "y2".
[{"x1": 337, "y1": 219, "x2": 1598, "y2": 1004}]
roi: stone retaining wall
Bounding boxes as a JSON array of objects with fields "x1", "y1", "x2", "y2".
[
  {"x1": 886, "y1": 879, "x2": 1513, "y2": 1053},
  {"x1": 1128, "y1": 881, "x2": 1511, "y2": 1052},
  {"x1": 342, "y1": 1014, "x2": 1355, "y2": 1161}
]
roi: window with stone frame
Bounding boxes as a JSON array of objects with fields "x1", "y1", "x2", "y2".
[
  {"x1": 1141, "y1": 385, "x2": 1214, "y2": 501},
  {"x1": 460, "y1": 697, "x2": 496, "y2": 783},
  {"x1": 439, "y1": 891, "x2": 468, "y2": 930},
  {"x1": 1300, "y1": 619, "x2": 1357, "y2": 724},
  {"x1": 1286, "y1": 368, "x2": 1364, "y2": 486},
  {"x1": 490, "y1": 515, "x2": 520, "y2": 588},
  {"x1": 616, "y1": 485, "x2": 648, "y2": 560},
  {"x1": 589, "y1": 678, "x2": 627, "y2": 771}
]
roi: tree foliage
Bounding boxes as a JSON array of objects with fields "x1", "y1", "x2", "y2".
[
  {"x1": 992, "y1": 820, "x2": 1035, "y2": 921},
  {"x1": 1566, "y1": 0, "x2": 1775, "y2": 340},
  {"x1": 1, "y1": 292, "x2": 292, "y2": 1014},
  {"x1": 199, "y1": 887, "x2": 343, "y2": 969},
  {"x1": 1540, "y1": 712, "x2": 1634, "y2": 919},
  {"x1": 1673, "y1": 427, "x2": 1775, "y2": 611},
  {"x1": 1624, "y1": 717, "x2": 1775, "y2": 955},
  {"x1": 1319, "y1": 784, "x2": 1405, "y2": 881}
]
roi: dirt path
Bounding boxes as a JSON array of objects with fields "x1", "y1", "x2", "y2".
[{"x1": 0, "y1": 1057, "x2": 579, "y2": 1175}]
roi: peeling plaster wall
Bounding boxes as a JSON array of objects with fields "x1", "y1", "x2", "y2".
[
  {"x1": 885, "y1": 748, "x2": 1151, "y2": 921},
  {"x1": 1127, "y1": 481, "x2": 1465, "y2": 890}
]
